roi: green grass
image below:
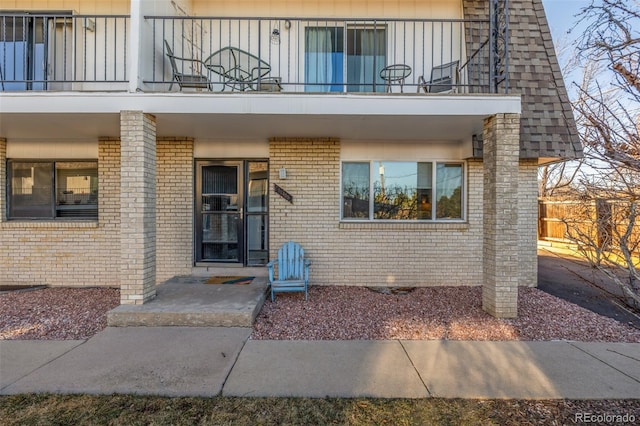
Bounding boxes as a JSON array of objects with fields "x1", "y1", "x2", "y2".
[{"x1": 1, "y1": 395, "x2": 639, "y2": 425}]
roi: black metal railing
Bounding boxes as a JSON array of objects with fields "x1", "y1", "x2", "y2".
[
  {"x1": 0, "y1": 13, "x2": 129, "y2": 91},
  {"x1": 144, "y1": 16, "x2": 504, "y2": 94},
  {"x1": 0, "y1": 12, "x2": 510, "y2": 94}
]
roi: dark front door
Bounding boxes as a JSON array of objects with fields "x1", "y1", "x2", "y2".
[{"x1": 195, "y1": 160, "x2": 268, "y2": 264}]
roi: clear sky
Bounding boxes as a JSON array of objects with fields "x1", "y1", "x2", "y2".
[
  {"x1": 541, "y1": 0, "x2": 589, "y2": 44},
  {"x1": 541, "y1": 0, "x2": 593, "y2": 92}
]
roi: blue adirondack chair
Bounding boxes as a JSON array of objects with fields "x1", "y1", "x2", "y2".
[{"x1": 267, "y1": 241, "x2": 311, "y2": 301}]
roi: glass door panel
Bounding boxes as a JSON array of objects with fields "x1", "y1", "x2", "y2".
[
  {"x1": 246, "y1": 161, "x2": 268, "y2": 265},
  {"x1": 0, "y1": 16, "x2": 47, "y2": 91},
  {"x1": 304, "y1": 27, "x2": 344, "y2": 92},
  {"x1": 195, "y1": 160, "x2": 268, "y2": 265},
  {"x1": 346, "y1": 27, "x2": 386, "y2": 92},
  {"x1": 197, "y1": 162, "x2": 243, "y2": 262}
]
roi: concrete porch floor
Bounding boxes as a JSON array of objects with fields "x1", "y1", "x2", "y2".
[{"x1": 107, "y1": 269, "x2": 269, "y2": 328}]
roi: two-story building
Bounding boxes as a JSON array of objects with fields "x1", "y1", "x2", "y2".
[{"x1": 0, "y1": 0, "x2": 581, "y2": 317}]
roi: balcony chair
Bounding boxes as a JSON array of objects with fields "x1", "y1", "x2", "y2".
[
  {"x1": 164, "y1": 40, "x2": 212, "y2": 91},
  {"x1": 267, "y1": 241, "x2": 311, "y2": 301},
  {"x1": 417, "y1": 60, "x2": 460, "y2": 93}
]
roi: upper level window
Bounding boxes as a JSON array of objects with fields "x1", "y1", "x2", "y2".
[
  {"x1": 8, "y1": 160, "x2": 98, "y2": 219},
  {"x1": 342, "y1": 161, "x2": 464, "y2": 221}
]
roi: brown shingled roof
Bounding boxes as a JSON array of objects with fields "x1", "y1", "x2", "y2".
[{"x1": 464, "y1": 0, "x2": 583, "y2": 159}]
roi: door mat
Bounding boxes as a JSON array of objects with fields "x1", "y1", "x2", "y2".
[
  {"x1": 205, "y1": 276, "x2": 255, "y2": 285},
  {"x1": 0, "y1": 285, "x2": 47, "y2": 293},
  {"x1": 366, "y1": 286, "x2": 415, "y2": 295}
]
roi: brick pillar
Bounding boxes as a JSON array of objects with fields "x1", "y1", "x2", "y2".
[
  {"x1": 0, "y1": 138, "x2": 6, "y2": 222},
  {"x1": 120, "y1": 111, "x2": 157, "y2": 304},
  {"x1": 482, "y1": 113, "x2": 520, "y2": 318}
]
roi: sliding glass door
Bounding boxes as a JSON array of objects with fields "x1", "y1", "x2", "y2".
[
  {"x1": 305, "y1": 25, "x2": 386, "y2": 92},
  {"x1": 0, "y1": 15, "x2": 48, "y2": 91}
]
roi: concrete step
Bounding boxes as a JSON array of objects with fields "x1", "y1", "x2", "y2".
[
  {"x1": 191, "y1": 265, "x2": 269, "y2": 278},
  {"x1": 107, "y1": 276, "x2": 269, "y2": 328}
]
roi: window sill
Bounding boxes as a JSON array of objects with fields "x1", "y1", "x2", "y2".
[
  {"x1": 0, "y1": 220, "x2": 99, "y2": 229},
  {"x1": 339, "y1": 221, "x2": 469, "y2": 231}
]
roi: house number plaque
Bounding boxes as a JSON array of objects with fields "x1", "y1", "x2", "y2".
[{"x1": 274, "y1": 184, "x2": 293, "y2": 204}]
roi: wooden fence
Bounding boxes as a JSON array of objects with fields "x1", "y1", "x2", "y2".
[{"x1": 538, "y1": 199, "x2": 640, "y2": 255}]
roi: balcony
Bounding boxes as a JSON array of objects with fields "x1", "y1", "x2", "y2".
[
  {"x1": 0, "y1": 14, "x2": 130, "y2": 91},
  {"x1": 1, "y1": 13, "x2": 509, "y2": 95}
]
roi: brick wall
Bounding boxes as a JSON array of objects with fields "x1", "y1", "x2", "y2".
[
  {"x1": 0, "y1": 134, "x2": 196, "y2": 289},
  {"x1": 519, "y1": 159, "x2": 539, "y2": 286},
  {"x1": 0, "y1": 139, "x2": 121, "y2": 287},
  {"x1": 0, "y1": 138, "x2": 6, "y2": 222},
  {"x1": 156, "y1": 138, "x2": 194, "y2": 282},
  {"x1": 269, "y1": 138, "x2": 485, "y2": 287}
]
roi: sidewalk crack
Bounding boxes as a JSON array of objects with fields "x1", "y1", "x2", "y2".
[
  {"x1": 219, "y1": 332, "x2": 251, "y2": 396},
  {"x1": 398, "y1": 340, "x2": 432, "y2": 397},
  {"x1": 0, "y1": 339, "x2": 88, "y2": 392},
  {"x1": 568, "y1": 342, "x2": 640, "y2": 384}
]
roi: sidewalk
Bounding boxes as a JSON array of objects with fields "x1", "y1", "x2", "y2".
[{"x1": 2, "y1": 327, "x2": 639, "y2": 399}]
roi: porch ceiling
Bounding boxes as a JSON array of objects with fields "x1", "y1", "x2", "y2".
[{"x1": 0, "y1": 93, "x2": 521, "y2": 141}]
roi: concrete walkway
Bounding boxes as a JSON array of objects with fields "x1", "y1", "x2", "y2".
[{"x1": 2, "y1": 327, "x2": 639, "y2": 399}]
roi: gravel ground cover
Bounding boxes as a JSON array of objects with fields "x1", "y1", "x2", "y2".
[
  {"x1": 3, "y1": 285, "x2": 639, "y2": 343},
  {"x1": 252, "y1": 286, "x2": 640, "y2": 342},
  {"x1": 0, "y1": 287, "x2": 119, "y2": 340}
]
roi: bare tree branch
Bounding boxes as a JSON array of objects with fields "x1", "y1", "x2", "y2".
[{"x1": 558, "y1": 0, "x2": 640, "y2": 310}]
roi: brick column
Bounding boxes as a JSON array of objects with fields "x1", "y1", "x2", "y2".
[
  {"x1": 120, "y1": 111, "x2": 157, "y2": 304},
  {"x1": 0, "y1": 138, "x2": 6, "y2": 222},
  {"x1": 482, "y1": 113, "x2": 520, "y2": 318}
]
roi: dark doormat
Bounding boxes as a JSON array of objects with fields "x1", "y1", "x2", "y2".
[
  {"x1": 366, "y1": 286, "x2": 416, "y2": 295},
  {"x1": 205, "y1": 276, "x2": 255, "y2": 285},
  {"x1": 0, "y1": 285, "x2": 47, "y2": 293}
]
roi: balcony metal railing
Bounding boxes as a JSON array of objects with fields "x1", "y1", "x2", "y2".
[
  {"x1": 0, "y1": 13, "x2": 509, "y2": 94},
  {"x1": 0, "y1": 14, "x2": 129, "y2": 91},
  {"x1": 144, "y1": 16, "x2": 505, "y2": 94}
]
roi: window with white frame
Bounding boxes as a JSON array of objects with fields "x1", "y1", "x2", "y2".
[
  {"x1": 342, "y1": 161, "x2": 464, "y2": 221},
  {"x1": 8, "y1": 160, "x2": 98, "y2": 219}
]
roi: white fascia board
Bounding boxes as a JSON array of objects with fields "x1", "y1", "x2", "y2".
[{"x1": 0, "y1": 93, "x2": 521, "y2": 117}]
